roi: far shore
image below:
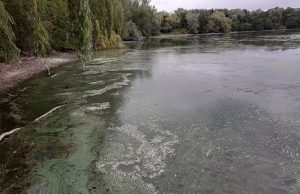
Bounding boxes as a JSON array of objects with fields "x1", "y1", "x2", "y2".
[
  {"x1": 151, "y1": 28, "x2": 300, "y2": 38},
  {"x1": 0, "y1": 52, "x2": 78, "y2": 93}
]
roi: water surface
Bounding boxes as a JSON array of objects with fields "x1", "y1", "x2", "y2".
[{"x1": 1, "y1": 30, "x2": 300, "y2": 194}]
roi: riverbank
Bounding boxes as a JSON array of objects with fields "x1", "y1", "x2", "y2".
[
  {"x1": 152, "y1": 28, "x2": 300, "y2": 38},
  {"x1": 0, "y1": 52, "x2": 78, "y2": 93}
]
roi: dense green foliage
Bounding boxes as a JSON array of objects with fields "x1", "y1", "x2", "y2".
[
  {"x1": 78, "y1": 0, "x2": 93, "y2": 62},
  {"x1": 32, "y1": 0, "x2": 51, "y2": 57},
  {"x1": 207, "y1": 11, "x2": 232, "y2": 33},
  {"x1": 157, "y1": 7, "x2": 300, "y2": 34},
  {"x1": 1, "y1": 0, "x2": 300, "y2": 63},
  {"x1": 0, "y1": 0, "x2": 19, "y2": 62},
  {"x1": 0, "y1": 0, "x2": 158, "y2": 62}
]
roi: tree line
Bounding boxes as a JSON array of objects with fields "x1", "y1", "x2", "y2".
[
  {"x1": 0, "y1": 0, "x2": 159, "y2": 63},
  {"x1": 157, "y1": 7, "x2": 300, "y2": 34},
  {"x1": 1, "y1": 0, "x2": 300, "y2": 63}
]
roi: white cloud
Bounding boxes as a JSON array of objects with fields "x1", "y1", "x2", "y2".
[{"x1": 151, "y1": 0, "x2": 300, "y2": 12}]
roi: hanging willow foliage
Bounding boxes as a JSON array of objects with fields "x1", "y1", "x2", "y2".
[
  {"x1": 32, "y1": 0, "x2": 50, "y2": 57},
  {"x1": 41, "y1": 0, "x2": 72, "y2": 51},
  {"x1": 0, "y1": 0, "x2": 20, "y2": 62},
  {"x1": 90, "y1": 0, "x2": 124, "y2": 49},
  {"x1": 78, "y1": 0, "x2": 93, "y2": 62},
  {"x1": 1, "y1": 0, "x2": 158, "y2": 62}
]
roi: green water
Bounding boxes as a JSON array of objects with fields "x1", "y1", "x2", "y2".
[{"x1": 1, "y1": 30, "x2": 300, "y2": 194}]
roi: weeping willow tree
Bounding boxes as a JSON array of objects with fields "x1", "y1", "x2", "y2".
[
  {"x1": 67, "y1": 0, "x2": 92, "y2": 62},
  {"x1": 78, "y1": 0, "x2": 92, "y2": 62},
  {"x1": 4, "y1": 0, "x2": 50, "y2": 57},
  {"x1": 32, "y1": 0, "x2": 50, "y2": 57},
  {"x1": 0, "y1": 0, "x2": 20, "y2": 62},
  {"x1": 90, "y1": 0, "x2": 124, "y2": 50},
  {"x1": 41, "y1": 0, "x2": 72, "y2": 51},
  {"x1": 1, "y1": 0, "x2": 157, "y2": 63},
  {"x1": 113, "y1": 0, "x2": 124, "y2": 35}
]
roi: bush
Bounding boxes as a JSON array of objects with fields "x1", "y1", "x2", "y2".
[{"x1": 122, "y1": 21, "x2": 143, "y2": 41}]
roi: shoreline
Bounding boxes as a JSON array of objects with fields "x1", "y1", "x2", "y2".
[
  {"x1": 151, "y1": 28, "x2": 300, "y2": 38},
  {"x1": 0, "y1": 51, "x2": 79, "y2": 93}
]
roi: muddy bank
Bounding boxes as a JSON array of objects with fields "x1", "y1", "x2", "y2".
[{"x1": 0, "y1": 52, "x2": 78, "y2": 93}]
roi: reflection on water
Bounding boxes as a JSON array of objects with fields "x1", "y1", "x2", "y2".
[{"x1": 1, "y1": 30, "x2": 300, "y2": 194}]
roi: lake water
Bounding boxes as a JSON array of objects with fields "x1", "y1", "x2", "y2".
[{"x1": 1, "y1": 30, "x2": 300, "y2": 194}]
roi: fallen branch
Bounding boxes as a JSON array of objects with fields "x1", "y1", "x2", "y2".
[
  {"x1": 50, "y1": 73, "x2": 58, "y2": 78},
  {"x1": 0, "y1": 104, "x2": 67, "y2": 142},
  {"x1": 34, "y1": 104, "x2": 67, "y2": 122},
  {"x1": 0, "y1": 128, "x2": 21, "y2": 142}
]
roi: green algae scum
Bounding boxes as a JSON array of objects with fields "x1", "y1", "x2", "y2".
[{"x1": 1, "y1": 30, "x2": 300, "y2": 193}]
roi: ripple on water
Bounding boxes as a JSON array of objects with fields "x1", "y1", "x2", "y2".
[
  {"x1": 88, "y1": 57, "x2": 120, "y2": 65},
  {"x1": 89, "y1": 80, "x2": 104, "y2": 85},
  {"x1": 84, "y1": 73, "x2": 131, "y2": 97},
  {"x1": 85, "y1": 102, "x2": 110, "y2": 111},
  {"x1": 96, "y1": 124, "x2": 178, "y2": 193}
]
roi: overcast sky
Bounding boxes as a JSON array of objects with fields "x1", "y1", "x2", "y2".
[{"x1": 151, "y1": 0, "x2": 300, "y2": 12}]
